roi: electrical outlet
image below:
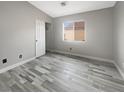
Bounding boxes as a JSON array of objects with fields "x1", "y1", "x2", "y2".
[{"x1": 2, "y1": 58, "x2": 7, "y2": 64}]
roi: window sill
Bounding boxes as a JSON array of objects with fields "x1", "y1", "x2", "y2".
[{"x1": 62, "y1": 40, "x2": 86, "y2": 43}]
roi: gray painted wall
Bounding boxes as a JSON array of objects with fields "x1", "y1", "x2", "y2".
[
  {"x1": 0, "y1": 1, "x2": 52, "y2": 70},
  {"x1": 53, "y1": 8, "x2": 113, "y2": 61},
  {"x1": 113, "y1": 2, "x2": 124, "y2": 74}
]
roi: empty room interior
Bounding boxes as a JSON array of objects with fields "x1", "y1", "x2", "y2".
[{"x1": 1, "y1": 0, "x2": 124, "y2": 92}]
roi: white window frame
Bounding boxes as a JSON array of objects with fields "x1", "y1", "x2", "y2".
[{"x1": 62, "y1": 20, "x2": 86, "y2": 43}]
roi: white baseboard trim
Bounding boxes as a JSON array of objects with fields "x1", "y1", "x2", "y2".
[
  {"x1": 0, "y1": 57, "x2": 36, "y2": 74},
  {"x1": 113, "y1": 62, "x2": 124, "y2": 79},
  {"x1": 47, "y1": 49, "x2": 114, "y2": 64}
]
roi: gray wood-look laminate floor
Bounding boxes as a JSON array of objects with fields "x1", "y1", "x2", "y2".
[{"x1": 0, "y1": 52, "x2": 124, "y2": 92}]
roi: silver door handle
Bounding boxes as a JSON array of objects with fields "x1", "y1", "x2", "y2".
[{"x1": 36, "y1": 40, "x2": 38, "y2": 42}]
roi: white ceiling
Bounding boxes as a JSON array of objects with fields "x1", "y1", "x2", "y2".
[{"x1": 29, "y1": 1, "x2": 116, "y2": 18}]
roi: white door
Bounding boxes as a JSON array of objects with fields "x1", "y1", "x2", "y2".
[{"x1": 36, "y1": 19, "x2": 45, "y2": 57}]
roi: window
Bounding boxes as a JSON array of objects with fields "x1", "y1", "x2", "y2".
[{"x1": 63, "y1": 20, "x2": 85, "y2": 41}]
